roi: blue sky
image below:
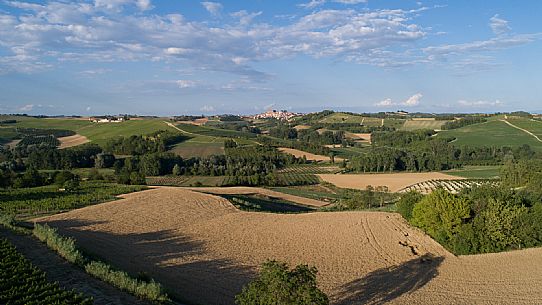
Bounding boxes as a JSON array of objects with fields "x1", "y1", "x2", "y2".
[{"x1": 0, "y1": 0, "x2": 541, "y2": 115}]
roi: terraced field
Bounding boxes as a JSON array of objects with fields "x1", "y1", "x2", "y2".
[
  {"x1": 35, "y1": 187, "x2": 542, "y2": 305},
  {"x1": 399, "y1": 179, "x2": 498, "y2": 194}
]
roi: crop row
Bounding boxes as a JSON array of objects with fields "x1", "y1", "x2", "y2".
[
  {"x1": 0, "y1": 237, "x2": 92, "y2": 305},
  {"x1": 17, "y1": 135, "x2": 60, "y2": 147},
  {"x1": 278, "y1": 165, "x2": 342, "y2": 174},
  {"x1": 0, "y1": 182, "x2": 146, "y2": 217},
  {"x1": 400, "y1": 179, "x2": 498, "y2": 194}
]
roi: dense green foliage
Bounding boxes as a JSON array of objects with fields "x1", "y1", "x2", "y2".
[
  {"x1": 0, "y1": 237, "x2": 92, "y2": 305},
  {"x1": 401, "y1": 165, "x2": 542, "y2": 255},
  {"x1": 103, "y1": 130, "x2": 187, "y2": 155},
  {"x1": 235, "y1": 260, "x2": 329, "y2": 305}
]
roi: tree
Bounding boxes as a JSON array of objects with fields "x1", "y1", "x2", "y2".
[
  {"x1": 411, "y1": 188, "x2": 471, "y2": 243},
  {"x1": 235, "y1": 260, "x2": 329, "y2": 305},
  {"x1": 172, "y1": 164, "x2": 182, "y2": 176},
  {"x1": 396, "y1": 191, "x2": 423, "y2": 221},
  {"x1": 95, "y1": 153, "x2": 115, "y2": 168}
]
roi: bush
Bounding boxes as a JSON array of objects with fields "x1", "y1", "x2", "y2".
[
  {"x1": 85, "y1": 261, "x2": 168, "y2": 302},
  {"x1": 396, "y1": 191, "x2": 423, "y2": 221},
  {"x1": 235, "y1": 260, "x2": 329, "y2": 305},
  {"x1": 32, "y1": 223, "x2": 85, "y2": 265}
]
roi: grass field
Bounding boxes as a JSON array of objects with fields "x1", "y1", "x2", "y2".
[
  {"x1": 401, "y1": 120, "x2": 447, "y2": 131},
  {"x1": 170, "y1": 140, "x2": 224, "y2": 158},
  {"x1": 442, "y1": 165, "x2": 501, "y2": 179},
  {"x1": 437, "y1": 120, "x2": 542, "y2": 150},
  {"x1": 0, "y1": 116, "x2": 179, "y2": 146},
  {"x1": 507, "y1": 118, "x2": 542, "y2": 138}
]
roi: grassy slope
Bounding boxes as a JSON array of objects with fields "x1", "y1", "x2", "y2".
[
  {"x1": 507, "y1": 118, "x2": 542, "y2": 138},
  {"x1": 442, "y1": 165, "x2": 501, "y2": 179},
  {"x1": 437, "y1": 119, "x2": 542, "y2": 150},
  {"x1": 2, "y1": 116, "x2": 179, "y2": 145}
]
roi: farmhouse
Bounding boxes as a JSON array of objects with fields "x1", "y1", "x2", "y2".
[{"x1": 89, "y1": 116, "x2": 125, "y2": 123}]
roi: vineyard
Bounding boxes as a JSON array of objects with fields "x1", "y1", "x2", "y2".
[
  {"x1": 17, "y1": 135, "x2": 60, "y2": 147},
  {"x1": 147, "y1": 173, "x2": 320, "y2": 187},
  {"x1": 399, "y1": 179, "x2": 498, "y2": 194},
  {"x1": 0, "y1": 182, "x2": 146, "y2": 218},
  {"x1": 16, "y1": 128, "x2": 75, "y2": 138},
  {"x1": 278, "y1": 164, "x2": 342, "y2": 174},
  {"x1": 222, "y1": 194, "x2": 314, "y2": 213},
  {"x1": 0, "y1": 238, "x2": 92, "y2": 305}
]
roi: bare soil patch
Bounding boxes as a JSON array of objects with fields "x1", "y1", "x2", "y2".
[
  {"x1": 294, "y1": 124, "x2": 311, "y2": 130},
  {"x1": 34, "y1": 187, "x2": 542, "y2": 304},
  {"x1": 279, "y1": 147, "x2": 344, "y2": 162},
  {"x1": 58, "y1": 134, "x2": 90, "y2": 149},
  {"x1": 345, "y1": 132, "x2": 371, "y2": 143},
  {"x1": 318, "y1": 172, "x2": 463, "y2": 192}
]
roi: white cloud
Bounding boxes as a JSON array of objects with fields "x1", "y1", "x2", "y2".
[
  {"x1": 200, "y1": 105, "x2": 215, "y2": 112},
  {"x1": 404, "y1": 93, "x2": 422, "y2": 106},
  {"x1": 230, "y1": 10, "x2": 262, "y2": 25},
  {"x1": 298, "y1": 0, "x2": 367, "y2": 9},
  {"x1": 201, "y1": 2, "x2": 223, "y2": 16},
  {"x1": 375, "y1": 98, "x2": 394, "y2": 107},
  {"x1": 298, "y1": 0, "x2": 326, "y2": 9},
  {"x1": 489, "y1": 14, "x2": 510, "y2": 35},
  {"x1": 375, "y1": 94, "x2": 422, "y2": 107},
  {"x1": 176, "y1": 80, "x2": 196, "y2": 88},
  {"x1": 457, "y1": 99, "x2": 503, "y2": 107},
  {"x1": 19, "y1": 104, "x2": 34, "y2": 111},
  {"x1": 86, "y1": 106, "x2": 92, "y2": 111}
]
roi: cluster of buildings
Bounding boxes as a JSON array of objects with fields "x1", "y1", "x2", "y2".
[
  {"x1": 89, "y1": 116, "x2": 125, "y2": 123},
  {"x1": 253, "y1": 109, "x2": 300, "y2": 121}
]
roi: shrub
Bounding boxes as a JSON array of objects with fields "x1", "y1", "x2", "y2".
[
  {"x1": 33, "y1": 223, "x2": 85, "y2": 265},
  {"x1": 85, "y1": 261, "x2": 168, "y2": 302},
  {"x1": 235, "y1": 260, "x2": 329, "y2": 305},
  {"x1": 396, "y1": 191, "x2": 423, "y2": 221}
]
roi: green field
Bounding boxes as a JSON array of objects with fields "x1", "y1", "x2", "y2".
[
  {"x1": 221, "y1": 194, "x2": 314, "y2": 213},
  {"x1": 401, "y1": 120, "x2": 447, "y2": 131},
  {"x1": 507, "y1": 118, "x2": 542, "y2": 138},
  {"x1": 1, "y1": 116, "x2": 179, "y2": 145},
  {"x1": 171, "y1": 140, "x2": 224, "y2": 158},
  {"x1": 437, "y1": 120, "x2": 542, "y2": 150},
  {"x1": 442, "y1": 166, "x2": 501, "y2": 179}
]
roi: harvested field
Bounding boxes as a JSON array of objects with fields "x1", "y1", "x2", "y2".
[
  {"x1": 318, "y1": 172, "x2": 463, "y2": 192},
  {"x1": 279, "y1": 147, "x2": 344, "y2": 162},
  {"x1": 58, "y1": 134, "x2": 90, "y2": 148},
  {"x1": 189, "y1": 186, "x2": 330, "y2": 207},
  {"x1": 345, "y1": 132, "x2": 371, "y2": 143},
  {"x1": 294, "y1": 124, "x2": 311, "y2": 130},
  {"x1": 35, "y1": 187, "x2": 542, "y2": 305}
]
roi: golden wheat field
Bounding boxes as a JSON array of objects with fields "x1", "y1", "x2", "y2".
[{"x1": 35, "y1": 187, "x2": 542, "y2": 305}]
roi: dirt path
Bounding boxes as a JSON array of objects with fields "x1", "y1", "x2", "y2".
[
  {"x1": 501, "y1": 119, "x2": 542, "y2": 143},
  {"x1": 164, "y1": 121, "x2": 198, "y2": 136},
  {"x1": 0, "y1": 228, "x2": 150, "y2": 305}
]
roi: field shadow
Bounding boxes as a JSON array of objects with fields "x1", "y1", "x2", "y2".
[
  {"x1": 40, "y1": 218, "x2": 255, "y2": 305},
  {"x1": 334, "y1": 254, "x2": 443, "y2": 305}
]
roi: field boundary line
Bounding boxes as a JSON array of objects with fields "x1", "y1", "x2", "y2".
[
  {"x1": 500, "y1": 119, "x2": 542, "y2": 143},
  {"x1": 164, "y1": 121, "x2": 197, "y2": 136}
]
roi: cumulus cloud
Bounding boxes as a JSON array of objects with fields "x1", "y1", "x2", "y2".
[
  {"x1": 375, "y1": 94, "x2": 422, "y2": 107},
  {"x1": 404, "y1": 93, "x2": 422, "y2": 106},
  {"x1": 490, "y1": 14, "x2": 510, "y2": 35},
  {"x1": 200, "y1": 105, "x2": 215, "y2": 112},
  {"x1": 375, "y1": 98, "x2": 394, "y2": 107},
  {"x1": 201, "y1": 2, "x2": 223, "y2": 16}
]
